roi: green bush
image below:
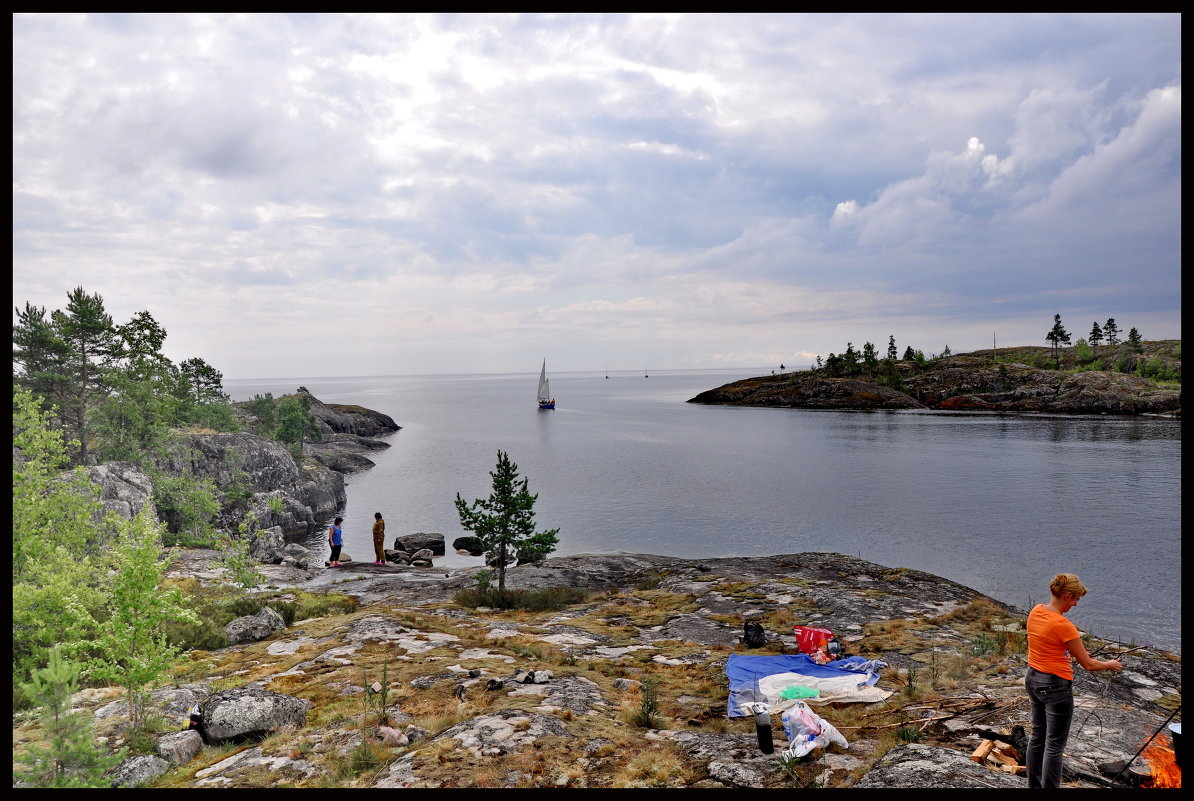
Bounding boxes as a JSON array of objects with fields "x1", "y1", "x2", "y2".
[{"x1": 452, "y1": 586, "x2": 589, "y2": 611}]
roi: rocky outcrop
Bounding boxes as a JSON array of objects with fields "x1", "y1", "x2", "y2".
[
  {"x1": 249, "y1": 526, "x2": 287, "y2": 564},
  {"x1": 305, "y1": 433, "x2": 391, "y2": 473},
  {"x1": 85, "y1": 461, "x2": 158, "y2": 523},
  {"x1": 690, "y1": 345, "x2": 1181, "y2": 416},
  {"x1": 305, "y1": 398, "x2": 400, "y2": 439},
  {"x1": 690, "y1": 376, "x2": 923, "y2": 410},
  {"x1": 152, "y1": 432, "x2": 346, "y2": 535},
  {"x1": 200, "y1": 687, "x2": 311, "y2": 743},
  {"x1": 43, "y1": 549, "x2": 1180, "y2": 789},
  {"x1": 853, "y1": 743, "x2": 1023, "y2": 788}
]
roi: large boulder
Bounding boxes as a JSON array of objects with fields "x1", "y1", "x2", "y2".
[
  {"x1": 394, "y1": 533, "x2": 445, "y2": 555},
  {"x1": 248, "y1": 526, "x2": 287, "y2": 564},
  {"x1": 155, "y1": 729, "x2": 204, "y2": 766},
  {"x1": 453, "y1": 536, "x2": 485, "y2": 556},
  {"x1": 224, "y1": 606, "x2": 286, "y2": 645},
  {"x1": 109, "y1": 754, "x2": 171, "y2": 788},
  {"x1": 199, "y1": 687, "x2": 311, "y2": 743}
]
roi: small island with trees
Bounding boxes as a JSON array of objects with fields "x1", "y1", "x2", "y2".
[{"x1": 689, "y1": 316, "x2": 1180, "y2": 417}]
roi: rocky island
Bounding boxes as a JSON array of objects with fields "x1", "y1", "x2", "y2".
[{"x1": 688, "y1": 342, "x2": 1180, "y2": 416}]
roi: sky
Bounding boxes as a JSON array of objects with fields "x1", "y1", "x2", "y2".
[{"x1": 12, "y1": 13, "x2": 1182, "y2": 379}]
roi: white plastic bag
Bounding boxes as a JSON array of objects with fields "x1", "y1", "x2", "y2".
[{"x1": 780, "y1": 701, "x2": 848, "y2": 758}]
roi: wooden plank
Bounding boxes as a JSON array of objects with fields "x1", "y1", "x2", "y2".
[
  {"x1": 971, "y1": 740, "x2": 995, "y2": 762},
  {"x1": 999, "y1": 764, "x2": 1027, "y2": 776},
  {"x1": 986, "y1": 748, "x2": 1019, "y2": 767},
  {"x1": 992, "y1": 741, "x2": 1021, "y2": 762}
]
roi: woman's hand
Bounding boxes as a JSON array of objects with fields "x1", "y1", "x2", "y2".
[{"x1": 1067, "y1": 637, "x2": 1124, "y2": 672}]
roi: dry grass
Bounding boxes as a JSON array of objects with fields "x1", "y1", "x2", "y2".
[{"x1": 609, "y1": 743, "x2": 697, "y2": 787}]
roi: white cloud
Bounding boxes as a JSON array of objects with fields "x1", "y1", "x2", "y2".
[{"x1": 12, "y1": 14, "x2": 1182, "y2": 376}]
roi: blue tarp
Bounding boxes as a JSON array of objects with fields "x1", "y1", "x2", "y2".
[{"x1": 725, "y1": 654, "x2": 880, "y2": 717}]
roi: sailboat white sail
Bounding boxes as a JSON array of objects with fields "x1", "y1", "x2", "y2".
[{"x1": 537, "y1": 360, "x2": 555, "y2": 409}]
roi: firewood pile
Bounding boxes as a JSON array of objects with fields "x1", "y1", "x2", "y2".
[{"x1": 971, "y1": 738, "x2": 1026, "y2": 776}]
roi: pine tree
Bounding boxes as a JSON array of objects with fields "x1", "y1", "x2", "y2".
[
  {"x1": 1104, "y1": 318, "x2": 1120, "y2": 346},
  {"x1": 13, "y1": 646, "x2": 123, "y2": 788},
  {"x1": 1046, "y1": 314, "x2": 1071, "y2": 366},
  {"x1": 12, "y1": 302, "x2": 71, "y2": 421},
  {"x1": 1127, "y1": 327, "x2": 1143, "y2": 352},
  {"x1": 1088, "y1": 321, "x2": 1104, "y2": 346},
  {"x1": 454, "y1": 451, "x2": 559, "y2": 591},
  {"x1": 862, "y1": 342, "x2": 878, "y2": 372},
  {"x1": 50, "y1": 287, "x2": 117, "y2": 464},
  {"x1": 887, "y1": 335, "x2": 898, "y2": 361}
]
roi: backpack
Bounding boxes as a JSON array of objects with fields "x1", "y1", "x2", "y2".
[{"x1": 743, "y1": 621, "x2": 767, "y2": 648}]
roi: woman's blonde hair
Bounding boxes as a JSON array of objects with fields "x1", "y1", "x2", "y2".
[{"x1": 1050, "y1": 573, "x2": 1088, "y2": 599}]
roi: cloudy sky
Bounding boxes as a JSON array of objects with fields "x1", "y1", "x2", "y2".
[{"x1": 13, "y1": 13, "x2": 1181, "y2": 378}]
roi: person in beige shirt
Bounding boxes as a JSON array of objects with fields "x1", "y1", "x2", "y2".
[{"x1": 372, "y1": 512, "x2": 386, "y2": 564}]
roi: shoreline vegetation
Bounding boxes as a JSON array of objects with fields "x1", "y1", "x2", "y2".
[
  {"x1": 688, "y1": 341, "x2": 1180, "y2": 416},
  {"x1": 13, "y1": 290, "x2": 1181, "y2": 787}
]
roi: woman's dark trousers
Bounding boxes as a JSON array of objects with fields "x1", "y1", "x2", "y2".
[{"x1": 1025, "y1": 667, "x2": 1074, "y2": 788}]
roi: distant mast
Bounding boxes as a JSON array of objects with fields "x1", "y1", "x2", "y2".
[{"x1": 644, "y1": 365, "x2": 648, "y2": 378}]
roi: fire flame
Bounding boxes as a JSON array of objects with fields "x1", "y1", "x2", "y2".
[{"x1": 1141, "y1": 735, "x2": 1181, "y2": 788}]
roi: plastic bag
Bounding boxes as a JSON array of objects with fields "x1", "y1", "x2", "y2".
[
  {"x1": 793, "y1": 625, "x2": 834, "y2": 662},
  {"x1": 781, "y1": 701, "x2": 848, "y2": 758},
  {"x1": 778, "y1": 684, "x2": 819, "y2": 700}
]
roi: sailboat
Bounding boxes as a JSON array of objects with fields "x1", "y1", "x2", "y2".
[{"x1": 537, "y1": 359, "x2": 556, "y2": 409}]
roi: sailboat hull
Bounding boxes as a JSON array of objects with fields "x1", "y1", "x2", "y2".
[{"x1": 538, "y1": 400, "x2": 555, "y2": 409}]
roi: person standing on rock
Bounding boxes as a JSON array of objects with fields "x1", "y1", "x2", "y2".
[
  {"x1": 1025, "y1": 573, "x2": 1122, "y2": 788},
  {"x1": 372, "y1": 512, "x2": 386, "y2": 565},
  {"x1": 327, "y1": 517, "x2": 344, "y2": 567}
]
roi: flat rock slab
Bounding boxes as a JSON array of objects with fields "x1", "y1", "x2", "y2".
[{"x1": 853, "y1": 743, "x2": 1024, "y2": 788}]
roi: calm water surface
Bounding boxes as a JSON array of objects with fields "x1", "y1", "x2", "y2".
[{"x1": 227, "y1": 369, "x2": 1181, "y2": 652}]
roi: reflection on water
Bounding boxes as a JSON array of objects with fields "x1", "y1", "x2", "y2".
[{"x1": 227, "y1": 371, "x2": 1181, "y2": 651}]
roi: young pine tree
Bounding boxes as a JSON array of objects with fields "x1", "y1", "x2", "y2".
[
  {"x1": 13, "y1": 646, "x2": 123, "y2": 788},
  {"x1": 454, "y1": 451, "x2": 559, "y2": 591}
]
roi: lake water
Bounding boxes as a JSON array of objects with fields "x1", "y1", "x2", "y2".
[{"x1": 226, "y1": 369, "x2": 1182, "y2": 652}]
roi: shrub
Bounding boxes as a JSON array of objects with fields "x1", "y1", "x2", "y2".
[
  {"x1": 629, "y1": 679, "x2": 662, "y2": 729},
  {"x1": 452, "y1": 586, "x2": 588, "y2": 612}
]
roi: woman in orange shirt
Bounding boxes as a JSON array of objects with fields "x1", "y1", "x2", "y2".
[{"x1": 1025, "y1": 573, "x2": 1122, "y2": 788}]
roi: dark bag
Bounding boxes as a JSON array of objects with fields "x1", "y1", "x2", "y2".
[{"x1": 743, "y1": 621, "x2": 767, "y2": 648}]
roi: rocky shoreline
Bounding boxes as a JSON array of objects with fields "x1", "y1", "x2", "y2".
[
  {"x1": 32, "y1": 549, "x2": 1179, "y2": 789},
  {"x1": 688, "y1": 343, "x2": 1181, "y2": 416},
  {"x1": 85, "y1": 394, "x2": 400, "y2": 540}
]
